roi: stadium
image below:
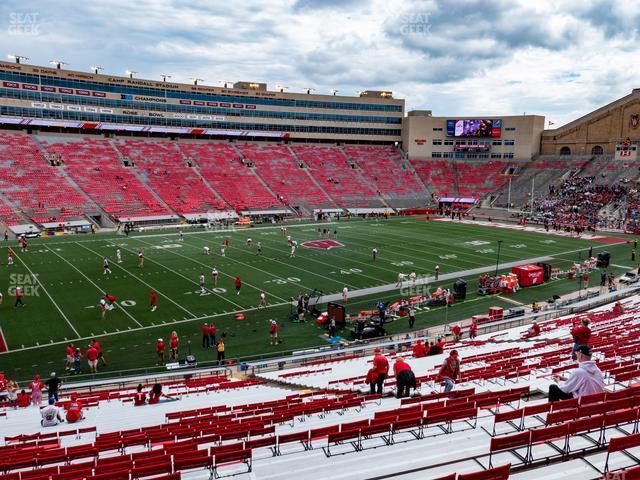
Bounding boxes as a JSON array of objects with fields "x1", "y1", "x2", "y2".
[{"x1": 1, "y1": 2, "x2": 640, "y2": 479}]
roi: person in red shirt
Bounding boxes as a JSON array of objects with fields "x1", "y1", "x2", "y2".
[
  {"x1": 65, "y1": 395, "x2": 84, "y2": 423},
  {"x1": 372, "y1": 348, "x2": 389, "y2": 395},
  {"x1": 612, "y1": 302, "x2": 624, "y2": 316},
  {"x1": 156, "y1": 338, "x2": 165, "y2": 365},
  {"x1": 393, "y1": 358, "x2": 416, "y2": 398},
  {"x1": 269, "y1": 320, "x2": 278, "y2": 345},
  {"x1": 234, "y1": 276, "x2": 242, "y2": 295},
  {"x1": 528, "y1": 322, "x2": 541, "y2": 336},
  {"x1": 92, "y1": 339, "x2": 107, "y2": 368},
  {"x1": 412, "y1": 340, "x2": 427, "y2": 358},
  {"x1": 451, "y1": 324, "x2": 462, "y2": 342},
  {"x1": 365, "y1": 367, "x2": 379, "y2": 394},
  {"x1": 169, "y1": 331, "x2": 179, "y2": 361},
  {"x1": 150, "y1": 290, "x2": 157, "y2": 312},
  {"x1": 439, "y1": 350, "x2": 461, "y2": 392},
  {"x1": 16, "y1": 390, "x2": 31, "y2": 408},
  {"x1": 86, "y1": 344, "x2": 99, "y2": 373},
  {"x1": 14, "y1": 286, "x2": 25, "y2": 307},
  {"x1": 469, "y1": 320, "x2": 478, "y2": 340},
  {"x1": 133, "y1": 384, "x2": 146, "y2": 406},
  {"x1": 571, "y1": 318, "x2": 591, "y2": 359},
  {"x1": 65, "y1": 343, "x2": 75, "y2": 372},
  {"x1": 209, "y1": 324, "x2": 217, "y2": 346},
  {"x1": 202, "y1": 323, "x2": 210, "y2": 348}
]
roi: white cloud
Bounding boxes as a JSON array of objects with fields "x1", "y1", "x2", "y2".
[{"x1": 2, "y1": 0, "x2": 640, "y2": 126}]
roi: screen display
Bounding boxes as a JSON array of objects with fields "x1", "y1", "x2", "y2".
[{"x1": 446, "y1": 119, "x2": 502, "y2": 137}]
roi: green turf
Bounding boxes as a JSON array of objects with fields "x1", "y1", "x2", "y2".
[{"x1": 0, "y1": 217, "x2": 634, "y2": 382}]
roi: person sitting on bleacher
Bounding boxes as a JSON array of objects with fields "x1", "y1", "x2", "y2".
[
  {"x1": 570, "y1": 318, "x2": 591, "y2": 360},
  {"x1": 548, "y1": 345, "x2": 604, "y2": 402},
  {"x1": 439, "y1": 350, "x2": 461, "y2": 392},
  {"x1": 148, "y1": 383, "x2": 178, "y2": 404},
  {"x1": 41, "y1": 397, "x2": 64, "y2": 427},
  {"x1": 412, "y1": 340, "x2": 427, "y2": 358},
  {"x1": 527, "y1": 322, "x2": 541, "y2": 336},
  {"x1": 133, "y1": 384, "x2": 146, "y2": 406},
  {"x1": 65, "y1": 395, "x2": 84, "y2": 423},
  {"x1": 429, "y1": 338, "x2": 445, "y2": 355}
]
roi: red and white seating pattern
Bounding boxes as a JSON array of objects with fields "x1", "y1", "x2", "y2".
[{"x1": 112, "y1": 138, "x2": 227, "y2": 214}]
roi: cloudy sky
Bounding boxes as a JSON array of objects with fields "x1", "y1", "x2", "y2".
[{"x1": 3, "y1": 0, "x2": 640, "y2": 126}]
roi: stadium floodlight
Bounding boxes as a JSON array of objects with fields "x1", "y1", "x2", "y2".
[
  {"x1": 160, "y1": 74, "x2": 172, "y2": 82},
  {"x1": 303, "y1": 87, "x2": 315, "y2": 94},
  {"x1": 275, "y1": 84, "x2": 288, "y2": 93},
  {"x1": 125, "y1": 70, "x2": 137, "y2": 79},
  {"x1": 91, "y1": 66, "x2": 104, "y2": 74},
  {"x1": 190, "y1": 77, "x2": 204, "y2": 85},
  {"x1": 7, "y1": 54, "x2": 29, "y2": 64},
  {"x1": 49, "y1": 60, "x2": 68, "y2": 70},
  {"x1": 330, "y1": 89, "x2": 339, "y2": 96},
  {"x1": 219, "y1": 80, "x2": 233, "y2": 88}
]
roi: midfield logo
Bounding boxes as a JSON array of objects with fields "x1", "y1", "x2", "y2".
[{"x1": 301, "y1": 240, "x2": 344, "y2": 250}]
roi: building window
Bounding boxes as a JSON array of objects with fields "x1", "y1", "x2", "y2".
[
  {"x1": 478, "y1": 153, "x2": 489, "y2": 158},
  {"x1": 432, "y1": 127, "x2": 443, "y2": 131},
  {"x1": 444, "y1": 152, "x2": 454, "y2": 158},
  {"x1": 503, "y1": 153, "x2": 514, "y2": 159},
  {"x1": 454, "y1": 152, "x2": 464, "y2": 158},
  {"x1": 432, "y1": 152, "x2": 442, "y2": 158},
  {"x1": 444, "y1": 139, "x2": 454, "y2": 145},
  {"x1": 591, "y1": 145, "x2": 604, "y2": 155},
  {"x1": 503, "y1": 140, "x2": 515, "y2": 146},
  {"x1": 432, "y1": 139, "x2": 442, "y2": 145},
  {"x1": 491, "y1": 153, "x2": 502, "y2": 158},
  {"x1": 492, "y1": 140, "x2": 502, "y2": 146},
  {"x1": 467, "y1": 153, "x2": 478, "y2": 158},
  {"x1": 559, "y1": 146, "x2": 571, "y2": 155},
  {"x1": 505, "y1": 127, "x2": 516, "y2": 131}
]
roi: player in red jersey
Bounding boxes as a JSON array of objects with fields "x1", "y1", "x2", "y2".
[
  {"x1": 234, "y1": 276, "x2": 242, "y2": 295},
  {"x1": 150, "y1": 290, "x2": 157, "y2": 312},
  {"x1": 7, "y1": 247, "x2": 13, "y2": 266}
]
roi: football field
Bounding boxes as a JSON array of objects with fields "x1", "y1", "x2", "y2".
[{"x1": 0, "y1": 217, "x2": 633, "y2": 381}]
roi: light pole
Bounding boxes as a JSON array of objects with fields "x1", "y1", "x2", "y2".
[
  {"x1": 495, "y1": 240, "x2": 503, "y2": 277},
  {"x1": 91, "y1": 66, "x2": 103, "y2": 75},
  {"x1": 7, "y1": 54, "x2": 29, "y2": 64}
]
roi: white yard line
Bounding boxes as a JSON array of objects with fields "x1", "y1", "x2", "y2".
[
  {"x1": 12, "y1": 250, "x2": 81, "y2": 337},
  {"x1": 43, "y1": 245, "x2": 143, "y2": 328},
  {"x1": 75, "y1": 242, "x2": 198, "y2": 319}
]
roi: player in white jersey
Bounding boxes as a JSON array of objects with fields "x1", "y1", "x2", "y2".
[
  {"x1": 256, "y1": 242, "x2": 262, "y2": 255},
  {"x1": 138, "y1": 250, "x2": 144, "y2": 268},
  {"x1": 103, "y1": 257, "x2": 112, "y2": 275},
  {"x1": 211, "y1": 267, "x2": 219, "y2": 286},
  {"x1": 116, "y1": 248, "x2": 122, "y2": 264},
  {"x1": 259, "y1": 291, "x2": 267, "y2": 309},
  {"x1": 287, "y1": 235, "x2": 292, "y2": 246},
  {"x1": 409, "y1": 272, "x2": 417, "y2": 283},
  {"x1": 342, "y1": 285, "x2": 349, "y2": 304},
  {"x1": 372, "y1": 247, "x2": 378, "y2": 261},
  {"x1": 220, "y1": 244, "x2": 226, "y2": 257},
  {"x1": 203, "y1": 246, "x2": 210, "y2": 256},
  {"x1": 396, "y1": 272, "x2": 408, "y2": 286},
  {"x1": 246, "y1": 238, "x2": 253, "y2": 249},
  {"x1": 178, "y1": 229, "x2": 184, "y2": 241},
  {"x1": 199, "y1": 273, "x2": 206, "y2": 294},
  {"x1": 289, "y1": 244, "x2": 296, "y2": 258}
]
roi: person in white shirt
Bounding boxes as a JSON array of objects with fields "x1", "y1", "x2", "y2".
[
  {"x1": 342, "y1": 286, "x2": 348, "y2": 304},
  {"x1": 41, "y1": 397, "x2": 64, "y2": 427},
  {"x1": 549, "y1": 345, "x2": 604, "y2": 401},
  {"x1": 203, "y1": 246, "x2": 210, "y2": 256},
  {"x1": 409, "y1": 272, "x2": 417, "y2": 283},
  {"x1": 211, "y1": 268, "x2": 219, "y2": 286},
  {"x1": 289, "y1": 244, "x2": 296, "y2": 258},
  {"x1": 199, "y1": 273, "x2": 206, "y2": 294},
  {"x1": 116, "y1": 248, "x2": 122, "y2": 264}
]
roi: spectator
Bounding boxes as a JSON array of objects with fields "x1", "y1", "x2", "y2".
[
  {"x1": 393, "y1": 358, "x2": 416, "y2": 398},
  {"x1": 73, "y1": 347, "x2": 83, "y2": 374},
  {"x1": 16, "y1": 389, "x2": 30, "y2": 408},
  {"x1": 6, "y1": 380, "x2": 18, "y2": 408},
  {"x1": 469, "y1": 319, "x2": 478, "y2": 340},
  {"x1": 438, "y1": 350, "x2": 461, "y2": 392},
  {"x1": 133, "y1": 384, "x2": 146, "y2": 406},
  {"x1": 372, "y1": 348, "x2": 389, "y2": 395},
  {"x1": 45, "y1": 372, "x2": 62, "y2": 401},
  {"x1": 217, "y1": 338, "x2": 225, "y2": 365},
  {"x1": 365, "y1": 367, "x2": 379, "y2": 395},
  {"x1": 528, "y1": 322, "x2": 541, "y2": 336},
  {"x1": 65, "y1": 343, "x2": 75, "y2": 372},
  {"x1": 451, "y1": 324, "x2": 462, "y2": 342},
  {"x1": 148, "y1": 383, "x2": 177, "y2": 404},
  {"x1": 30, "y1": 374, "x2": 43, "y2": 406},
  {"x1": 156, "y1": 338, "x2": 165, "y2": 365},
  {"x1": 41, "y1": 397, "x2": 64, "y2": 427},
  {"x1": 430, "y1": 337, "x2": 445, "y2": 355},
  {"x1": 412, "y1": 340, "x2": 427, "y2": 358},
  {"x1": 65, "y1": 395, "x2": 84, "y2": 423},
  {"x1": 549, "y1": 346, "x2": 604, "y2": 401},
  {"x1": 570, "y1": 318, "x2": 591, "y2": 359},
  {"x1": 209, "y1": 324, "x2": 217, "y2": 346}
]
